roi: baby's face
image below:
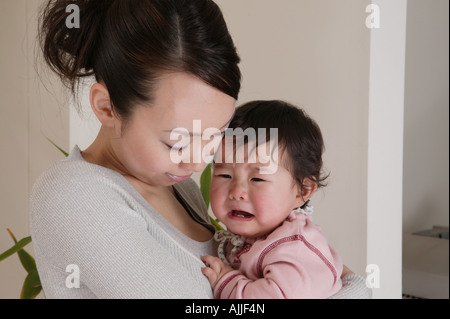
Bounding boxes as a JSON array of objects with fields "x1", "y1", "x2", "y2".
[{"x1": 210, "y1": 142, "x2": 304, "y2": 238}]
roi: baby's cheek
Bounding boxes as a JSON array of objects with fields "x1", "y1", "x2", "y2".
[
  {"x1": 210, "y1": 185, "x2": 226, "y2": 220},
  {"x1": 251, "y1": 194, "x2": 270, "y2": 214},
  {"x1": 252, "y1": 195, "x2": 281, "y2": 225}
]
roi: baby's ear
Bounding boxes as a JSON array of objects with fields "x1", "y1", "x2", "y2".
[{"x1": 296, "y1": 179, "x2": 318, "y2": 206}]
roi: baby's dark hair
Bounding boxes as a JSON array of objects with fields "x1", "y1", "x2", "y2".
[{"x1": 228, "y1": 100, "x2": 328, "y2": 191}]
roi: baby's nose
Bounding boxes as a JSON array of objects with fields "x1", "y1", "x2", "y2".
[{"x1": 229, "y1": 183, "x2": 248, "y2": 201}]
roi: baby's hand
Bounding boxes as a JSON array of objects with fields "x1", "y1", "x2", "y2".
[{"x1": 201, "y1": 255, "x2": 234, "y2": 290}]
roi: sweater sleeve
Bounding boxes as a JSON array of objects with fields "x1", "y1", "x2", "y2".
[
  {"x1": 214, "y1": 239, "x2": 342, "y2": 299},
  {"x1": 329, "y1": 273, "x2": 373, "y2": 299},
  {"x1": 30, "y1": 163, "x2": 209, "y2": 299},
  {"x1": 214, "y1": 264, "x2": 306, "y2": 299}
]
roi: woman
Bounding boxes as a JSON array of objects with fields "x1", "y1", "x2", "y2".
[{"x1": 31, "y1": 0, "x2": 370, "y2": 298}]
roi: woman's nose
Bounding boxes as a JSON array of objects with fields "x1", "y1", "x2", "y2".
[
  {"x1": 182, "y1": 161, "x2": 206, "y2": 173},
  {"x1": 229, "y1": 182, "x2": 248, "y2": 201}
]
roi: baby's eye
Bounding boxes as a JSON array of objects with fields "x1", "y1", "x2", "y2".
[
  {"x1": 217, "y1": 174, "x2": 232, "y2": 179},
  {"x1": 251, "y1": 177, "x2": 265, "y2": 182}
]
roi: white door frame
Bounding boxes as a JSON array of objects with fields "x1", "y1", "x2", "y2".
[{"x1": 366, "y1": 0, "x2": 407, "y2": 299}]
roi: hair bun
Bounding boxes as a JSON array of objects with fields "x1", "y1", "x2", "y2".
[{"x1": 39, "y1": 0, "x2": 115, "y2": 86}]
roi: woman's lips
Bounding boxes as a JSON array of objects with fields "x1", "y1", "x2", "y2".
[
  {"x1": 228, "y1": 210, "x2": 254, "y2": 221},
  {"x1": 166, "y1": 173, "x2": 192, "y2": 182}
]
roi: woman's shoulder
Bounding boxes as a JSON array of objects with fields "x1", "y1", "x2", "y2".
[
  {"x1": 29, "y1": 147, "x2": 152, "y2": 248},
  {"x1": 32, "y1": 146, "x2": 126, "y2": 194},
  {"x1": 30, "y1": 146, "x2": 137, "y2": 222}
]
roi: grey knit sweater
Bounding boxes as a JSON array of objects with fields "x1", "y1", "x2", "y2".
[{"x1": 30, "y1": 146, "x2": 371, "y2": 299}]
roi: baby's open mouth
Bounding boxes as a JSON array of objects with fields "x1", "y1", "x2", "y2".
[{"x1": 228, "y1": 210, "x2": 254, "y2": 220}]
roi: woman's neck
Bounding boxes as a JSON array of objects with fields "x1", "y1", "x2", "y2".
[
  {"x1": 81, "y1": 126, "x2": 169, "y2": 195},
  {"x1": 81, "y1": 126, "x2": 128, "y2": 176}
]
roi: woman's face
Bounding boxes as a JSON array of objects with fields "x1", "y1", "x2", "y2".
[{"x1": 111, "y1": 72, "x2": 236, "y2": 187}]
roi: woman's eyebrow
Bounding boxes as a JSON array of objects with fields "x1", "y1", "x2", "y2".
[{"x1": 162, "y1": 112, "x2": 235, "y2": 136}]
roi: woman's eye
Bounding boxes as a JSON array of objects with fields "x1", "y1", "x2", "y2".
[
  {"x1": 251, "y1": 177, "x2": 265, "y2": 182},
  {"x1": 166, "y1": 143, "x2": 187, "y2": 152}
]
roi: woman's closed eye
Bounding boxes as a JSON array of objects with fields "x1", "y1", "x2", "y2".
[
  {"x1": 165, "y1": 143, "x2": 188, "y2": 152},
  {"x1": 217, "y1": 174, "x2": 232, "y2": 179}
]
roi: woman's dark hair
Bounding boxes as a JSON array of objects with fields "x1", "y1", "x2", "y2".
[
  {"x1": 39, "y1": 0, "x2": 241, "y2": 123},
  {"x1": 228, "y1": 100, "x2": 329, "y2": 191}
]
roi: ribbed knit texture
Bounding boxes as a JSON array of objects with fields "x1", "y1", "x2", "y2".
[
  {"x1": 330, "y1": 273, "x2": 372, "y2": 299},
  {"x1": 30, "y1": 146, "x2": 371, "y2": 299}
]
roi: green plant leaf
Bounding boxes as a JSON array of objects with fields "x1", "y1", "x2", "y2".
[
  {"x1": 0, "y1": 236, "x2": 32, "y2": 262},
  {"x1": 17, "y1": 249, "x2": 37, "y2": 274},
  {"x1": 199, "y1": 164, "x2": 224, "y2": 231},
  {"x1": 7, "y1": 228, "x2": 18, "y2": 243},
  {"x1": 46, "y1": 137, "x2": 69, "y2": 157},
  {"x1": 209, "y1": 216, "x2": 224, "y2": 231},
  {"x1": 6, "y1": 229, "x2": 37, "y2": 273},
  {"x1": 20, "y1": 270, "x2": 42, "y2": 299},
  {"x1": 200, "y1": 163, "x2": 212, "y2": 209}
]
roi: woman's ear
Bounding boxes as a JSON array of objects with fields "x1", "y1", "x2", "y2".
[
  {"x1": 296, "y1": 178, "x2": 318, "y2": 206},
  {"x1": 90, "y1": 83, "x2": 116, "y2": 128}
]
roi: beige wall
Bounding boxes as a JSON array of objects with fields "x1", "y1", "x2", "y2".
[
  {"x1": 0, "y1": 0, "x2": 69, "y2": 298},
  {"x1": 215, "y1": 0, "x2": 371, "y2": 277}
]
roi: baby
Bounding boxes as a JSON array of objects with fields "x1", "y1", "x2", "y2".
[{"x1": 201, "y1": 100, "x2": 343, "y2": 299}]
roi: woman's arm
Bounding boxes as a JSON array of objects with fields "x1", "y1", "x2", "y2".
[
  {"x1": 30, "y1": 166, "x2": 210, "y2": 299},
  {"x1": 329, "y1": 268, "x2": 372, "y2": 299}
]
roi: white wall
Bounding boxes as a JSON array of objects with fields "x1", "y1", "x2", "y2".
[
  {"x1": 69, "y1": 77, "x2": 100, "y2": 151},
  {"x1": 403, "y1": 0, "x2": 449, "y2": 235}
]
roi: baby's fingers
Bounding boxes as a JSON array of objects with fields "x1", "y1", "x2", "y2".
[
  {"x1": 201, "y1": 255, "x2": 224, "y2": 288},
  {"x1": 201, "y1": 255, "x2": 223, "y2": 274},
  {"x1": 201, "y1": 266, "x2": 218, "y2": 286}
]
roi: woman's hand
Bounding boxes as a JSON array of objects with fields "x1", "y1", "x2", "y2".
[{"x1": 201, "y1": 255, "x2": 234, "y2": 290}]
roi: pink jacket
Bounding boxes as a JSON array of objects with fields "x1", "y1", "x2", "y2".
[{"x1": 214, "y1": 211, "x2": 343, "y2": 299}]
